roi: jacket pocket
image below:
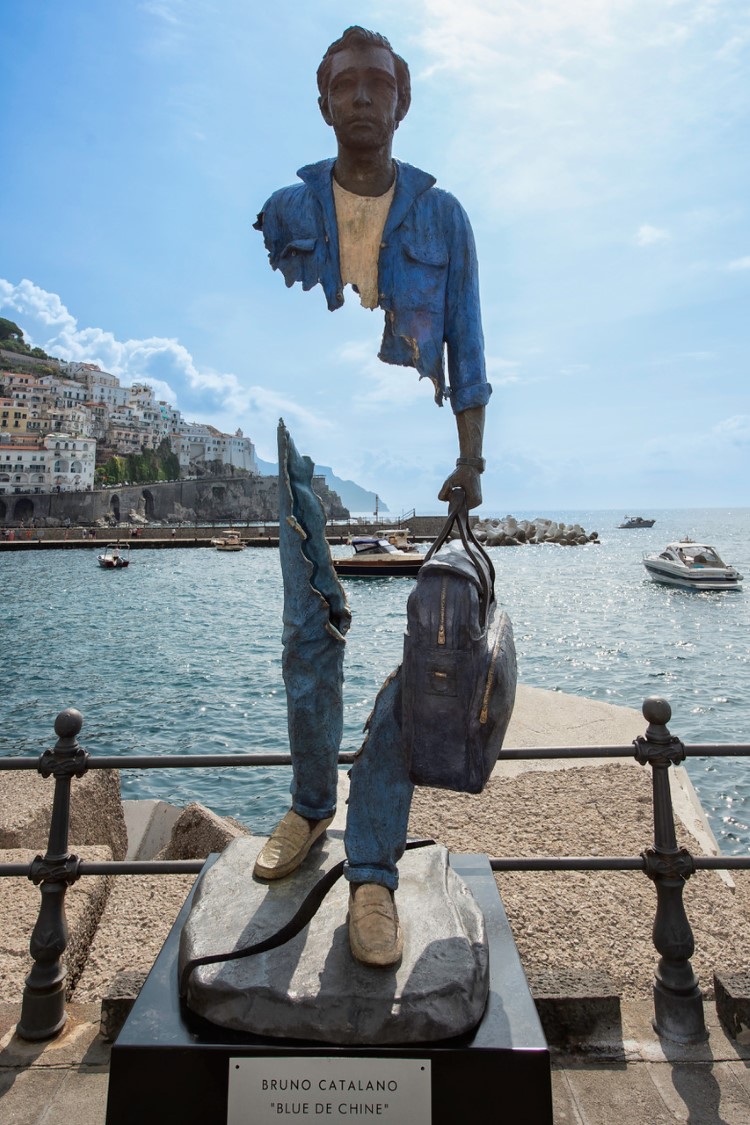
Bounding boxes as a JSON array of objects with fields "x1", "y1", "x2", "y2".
[
  {"x1": 400, "y1": 240, "x2": 449, "y2": 311},
  {"x1": 275, "y1": 238, "x2": 319, "y2": 289}
]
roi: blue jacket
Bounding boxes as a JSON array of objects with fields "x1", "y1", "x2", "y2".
[{"x1": 255, "y1": 158, "x2": 491, "y2": 413}]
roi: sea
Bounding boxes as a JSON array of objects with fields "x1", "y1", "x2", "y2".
[{"x1": 2, "y1": 507, "x2": 749, "y2": 854}]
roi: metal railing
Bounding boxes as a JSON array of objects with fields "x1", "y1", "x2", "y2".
[{"x1": 1, "y1": 696, "x2": 748, "y2": 1045}]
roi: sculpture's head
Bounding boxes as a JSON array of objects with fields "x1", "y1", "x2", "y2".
[{"x1": 317, "y1": 26, "x2": 411, "y2": 150}]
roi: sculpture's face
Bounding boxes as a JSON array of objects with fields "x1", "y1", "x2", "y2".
[{"x1": 320, "y1": 45, "x2": 400, "y2": 150}]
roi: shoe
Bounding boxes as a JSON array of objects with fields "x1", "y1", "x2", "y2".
[
  {"x1": 253, "y1": 810, "x2": 333, "y2": 880},
  {"x1": 348, "y1": 883, "x2": 403, "y2": 968}
]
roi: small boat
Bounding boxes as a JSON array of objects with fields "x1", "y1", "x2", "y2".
[
  {"x1": 380, "y1": 528, "x2": 417, "y2": 551},
  {"x1": 215, "y1": 531, "x2": 244, "y2": 552},
  {"x1": 333, "y1": 536, "x2": 424, "y2": 578},
  {"x1": 98, "y1": 544, "x2": 130, "y2": 569},
  {"x1": 643, "y1": 539, "x2": 743, "y2": 591},
  {"x1": 618, "y1": 515, "x2": 655, "y2": 529}
]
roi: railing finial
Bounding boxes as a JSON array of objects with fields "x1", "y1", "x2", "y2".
[
  {"x1": 54, "y1": 708, "x2": 83, "y2": 741},
  {"x1": 642, "y1": 697, "x2": 672, "y2": 744}
]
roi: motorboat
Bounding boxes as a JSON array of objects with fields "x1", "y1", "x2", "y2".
[
  {"x1": 618, "y1": 515, "x2": 655, "y2": 529},
  {"x1": 643, "y1": 539, "x2": 743, "y2": 591},
  {"x1": 379, "y1": 528, "x2": 417, "y2": 551},
  {"x1": 333, "y1": 536, "x2": 423, "y2": 578},
  {"x1": 98, "y1": 544, "x2": 130, "y2": 569},
  {"x1": 215, "y1": 531, "x2": 244, "y2": 552}
]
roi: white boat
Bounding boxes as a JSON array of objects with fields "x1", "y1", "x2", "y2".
[
  {"x1": 333, "y1": 536, "x2": 423, "y2": 578},
  {"x1": 643, "y1": 539, "x2": 743, "y2": 591},
  {"x1": 379, "y1": 528, "x2": 417, "y2": 551},
  {"x1": 215, "y1": 531, "x2": 244, "y2": 552},
  {"x1": 98, "y1": 544, "x2": 130, "y2": 569}
]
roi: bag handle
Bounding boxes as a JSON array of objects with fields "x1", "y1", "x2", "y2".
[{"x1": 423, "y1": 488, "x2": 495, "y2": 628}]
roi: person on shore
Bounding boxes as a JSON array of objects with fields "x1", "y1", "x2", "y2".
[{"x1": 254, "y1": 26, "x2": 491, "y2": 966}]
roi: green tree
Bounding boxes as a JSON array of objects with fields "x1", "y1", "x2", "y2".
[
  {"x1": 96, "y1": 442, "x2": 180, "y2": 486},
  {"x1": 0, "y1": 318, "x2": 24, "y2": 344}
]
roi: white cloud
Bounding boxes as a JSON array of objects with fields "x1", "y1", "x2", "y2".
[
  {"x1": 727, "y1": 256, "x2": 750, "y2": 271},
  {"x1": 401, "y1": 0, "x2": 749, "y2": 218},
  {"x1": 0, "y1": 278, "x2": 329, "y2": 437},
  {"x1": 642, "y1": 414, "x2": 750, "y2": 469},
  {"x1": 339, "y1": 338, "x2": 427, "y2": 411},
  {"x1": 712, "y1": 415, "x2": 750, "y2": 444},
  {"x1": 635, "y1": 224, "x2": 670, "y2": 246},
  {"x1": 559, "y1": 363, "x2": 591, "y2": 376},
  {"x1": 138, "y1": 1, "x2": 181, "y2": 25},
  {"x1": 486, "y1": 356, "x2": 521, "y2": 385}
]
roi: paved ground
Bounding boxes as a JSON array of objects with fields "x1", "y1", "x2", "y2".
[{"x1": 1, "y1": 1000, "x2": 749, "y2": 1124}]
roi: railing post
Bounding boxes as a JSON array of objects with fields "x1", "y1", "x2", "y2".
[
  {"x1": 16, "y1": 708, "x2": 88, "y2": 1041},
  {"x1": 634, "y1": 696, "x2": 708, "y2": 1044}
]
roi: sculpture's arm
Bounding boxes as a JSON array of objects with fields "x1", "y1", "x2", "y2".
[
  {"x1": 438, "y1": 405, "x2": 485, "y2": 509},
  {"x1": 438, "y1": 198, "x2": 490, "y2": 510}
]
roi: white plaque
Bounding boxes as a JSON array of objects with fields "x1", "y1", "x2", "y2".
[{"x1": 227, "y1": 1056, "x2": 431, "y2": 1124}]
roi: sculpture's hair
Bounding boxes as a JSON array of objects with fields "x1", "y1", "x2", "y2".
[{"x1": 317, "y1": 26, "x2": 411, "y2": 122}]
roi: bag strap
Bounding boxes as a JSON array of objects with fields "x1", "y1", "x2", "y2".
[
  {"x1": 179, "y1": 837, "x2": 436, "y2": 998},
  {"x1": 423, "y1": 488, "x2": 495, "y2": 629}
]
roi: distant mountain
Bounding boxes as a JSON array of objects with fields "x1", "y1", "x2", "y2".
[{"x1": 255, "y1": 456, "x2": 388, "y2": 514}]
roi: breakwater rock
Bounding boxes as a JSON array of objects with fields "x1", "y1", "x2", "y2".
[{"x1": 474, "y1": 515, "x2": 599, "y2": 547}]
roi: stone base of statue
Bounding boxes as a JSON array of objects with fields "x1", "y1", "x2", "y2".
[
  {"x1": 178, "y1": 834, "x2": 488, "y2": 1044},
  {"x1": 106, "y1": 849, "x2": 552, "y2": 1124}
]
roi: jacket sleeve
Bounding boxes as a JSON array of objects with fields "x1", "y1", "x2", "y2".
[
  {"x1": 443, "y1": 197, "x2": 492, "y2": 414},
  {"x1": 254, "y1": 187, "x2": 323, "y2": 293}
]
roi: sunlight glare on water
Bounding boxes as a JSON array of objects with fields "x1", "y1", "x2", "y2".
[{"x1": 2, "y1": 507, "x2": 748, "y2": 851}]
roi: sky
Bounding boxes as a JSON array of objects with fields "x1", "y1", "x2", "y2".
[{"x1": 1, "y1": 0, "x2": 749, "y2": 514}]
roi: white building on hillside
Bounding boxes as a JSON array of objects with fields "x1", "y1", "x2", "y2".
[
  {"x1": 44, "y1": 433, "x2": 96, "y2": 491},
  {"x1": 0, "y1": 441, "x2": 49, "y2": 494},
  {"x1": 170, "y1": 425, "x2": 257, "y2": 475}
]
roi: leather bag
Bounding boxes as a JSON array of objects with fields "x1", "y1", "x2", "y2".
[{"x1": 402, "y1": 489, "x2": 516, "y2": 793}]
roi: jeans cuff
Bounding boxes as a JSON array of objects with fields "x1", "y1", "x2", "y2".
[
  {"x1": 291, "y1": 801, "x2": 336, "y2": 821},
  {"x1": 343, "y1": 862, "x2": 399, "y2": 892}
]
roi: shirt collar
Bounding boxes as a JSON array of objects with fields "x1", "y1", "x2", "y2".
[{"x1": 296, "y1": 158, "x2": 436, "y2": 235}]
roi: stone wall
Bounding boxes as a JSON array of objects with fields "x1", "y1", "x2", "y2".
[{"x1": 0, "y1": 474, "x2": 349, "y2": 526}]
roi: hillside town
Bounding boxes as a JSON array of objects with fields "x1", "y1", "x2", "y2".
[{"x1": 0, "y1": 331, "x2": 259, "y2": 498}]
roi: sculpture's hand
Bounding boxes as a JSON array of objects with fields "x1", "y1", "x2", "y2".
[{"x1": 438, "y1": 465, "x2": 482, "y2": 510}]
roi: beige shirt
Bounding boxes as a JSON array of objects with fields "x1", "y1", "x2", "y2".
[{"x1": 333, "y1": 178, "x2": 395, "y2": 310}]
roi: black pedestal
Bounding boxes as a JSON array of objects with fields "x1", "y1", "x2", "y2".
[{"x1": 106, "y1": 854, "x2": 552, "y2": 1124}]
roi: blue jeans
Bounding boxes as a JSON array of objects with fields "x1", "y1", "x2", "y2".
[{"x1": 278, "y1": 422, "x2": 413, "y2": 890}]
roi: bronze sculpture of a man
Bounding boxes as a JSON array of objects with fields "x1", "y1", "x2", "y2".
[{"x1": 253, "y1": 26, "x2": 492, "y2": 967}]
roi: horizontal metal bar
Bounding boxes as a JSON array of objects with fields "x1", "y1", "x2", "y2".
[
  {"x1": 0, "y1": 861, "x2": 206, "y2": 877},
  {"x1": 490, "y1": 857, "x2": 645, "y2": 871},
  {"x1": 2, "y1": 854, "x2": 749, "y2": 880},
  {"x1": 499, "y1": 746, "x2": 636, "y2": 759},
  {"x1": 684, "y1": 746, "x2": 750, "y2": 757},
  {"x1": 490, "y1": 856, "x2": 750, "y2": 872},
  {"x1": 0, "y1": 746, "x2": 747, "y2": 773},
  {"x1": 0, "y1": 752, "x2": 358, "y2": 770},
  {"x1": 500, "y1": 745, "x2": 750, "y2": 760},
  {"x1": 87, "y1": 753, "x2": 359, "y2": 769},
  {"x1": 693, "y1": 856, "x2": 750, "y2": 869},
  {"x1": 80, "y1": 861, "x2": 206, "y2": 875}
]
